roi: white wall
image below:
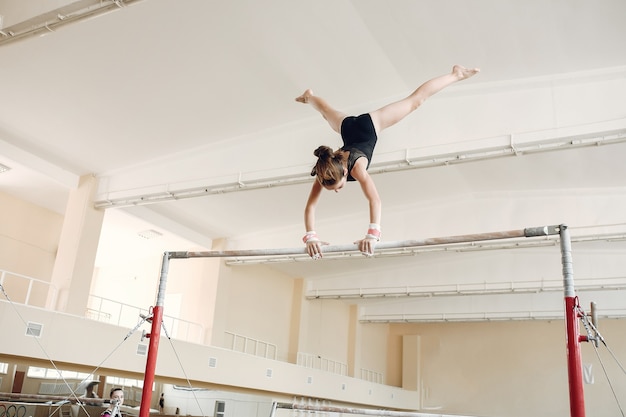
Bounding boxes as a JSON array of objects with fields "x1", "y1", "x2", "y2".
[
  {"x1": 0, "y1": 191, "x2": 62, "y2": 281},
  {"x1": 0, "y1": 302, "x2": 419, "y2": 411},
  {"x1": 389, "y1": 319, "x2": 626, "y2": 417},
  {"x1": 212, "y1": 263, "x2": 296, "y2": 361}
]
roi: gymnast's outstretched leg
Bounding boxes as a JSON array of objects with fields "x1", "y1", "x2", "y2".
[
  {"x1": 295, "y1": 89, "x2": 347, "y2": 133},
  {"x1": 369, "y1": 65, "x2": 479, "y2": 134}
]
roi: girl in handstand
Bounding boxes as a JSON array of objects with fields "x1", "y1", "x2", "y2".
[{"x1": 296, "y1": 65, "x2": 480, "y2": 259}]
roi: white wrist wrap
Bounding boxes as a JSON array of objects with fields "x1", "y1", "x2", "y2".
[
  {"x1": 303, "y1": 231, "x2": 319, "y2": 244},
  {"x1": 365, "y1": 224, "x2": 381, "y2": 241}
]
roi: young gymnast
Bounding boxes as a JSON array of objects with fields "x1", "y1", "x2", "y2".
[
  {"x1": 101, "y1": 387, "x2": 124, "y2": 417},
  {"x1": 296, "y1": 65, "x2": 480, "y2": 259}
]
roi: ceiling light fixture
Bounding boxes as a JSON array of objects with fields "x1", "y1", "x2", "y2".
[
  {"x1": 0, "y1": 0, "x2": 145, "y2": 47},
  {"x1": 137, "y1": 229, "x2": 163, "y2": 240},
  {"x1": 360, "y1": 308, "x2": 626, "y2": 323},
  {"x1": 306, "y1": 276, "x2": 626, "y2": 300},
  {"x1": 94, "y1": 125, "x2": 626, "y2": 209}
]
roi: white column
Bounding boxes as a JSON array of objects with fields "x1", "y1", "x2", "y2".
[{"x1": 49, "y1": 174, "x2": 104, "y2": 315}]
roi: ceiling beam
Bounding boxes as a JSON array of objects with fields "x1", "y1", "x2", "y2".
[{"x1": 93, "y1": 121, "x2": 626, "y2": 209}]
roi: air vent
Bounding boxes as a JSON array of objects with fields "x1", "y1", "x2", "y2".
[
  {"x1": 208, "y1": 357, "x2": 217, "y2": 368},
  {"x1": 26, "y1": 322, "x2": 43, "y2": 337},
  {"x1": 266, "y1": 368, "x2": 273, "y2": 378},
  {"x1": 136, "y1": 344, "x2": 148, "y2": 356},
  {"x1": 306, "y1": 376, "x2": 313, "y2": 384},
  {"x1": 341, "y1": 383, "x2": 346, "y2": 391}
]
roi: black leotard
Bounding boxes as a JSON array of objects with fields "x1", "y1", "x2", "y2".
[{"x1": 340, "y1": 113, "x2": 378, "y2": 181}]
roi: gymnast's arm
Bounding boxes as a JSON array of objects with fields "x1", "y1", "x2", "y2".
[
  {"x1": 351, "y1": 159, "x2": 382, "y2": 255},
  {"x1": 303, "y1": 181, "x2": 325, "y2": 258},
  {"x1": 351, "y1": 159, "x2": 381, "y2": 224}
]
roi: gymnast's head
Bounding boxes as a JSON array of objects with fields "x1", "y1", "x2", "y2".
[
  {"x1": 109, "y1": 387, "x2": 124, "y2": 405},
  {"x1": 311, "y1": 146, "x2": 348, "y2": 192}
]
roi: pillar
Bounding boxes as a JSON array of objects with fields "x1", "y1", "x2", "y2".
[{"x1": 49, "y1": 174, "x2": 104, "y2": 315}]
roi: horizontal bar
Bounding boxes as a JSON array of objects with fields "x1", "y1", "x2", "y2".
[
  {"x1": 0, "y1": 392, "x2": 104, "y2": 404},
  {"x1": 168, "y1": 225, "x2": 561, "y2": 259},
  {"x1": 275, "y1": 401, "x2": 450, "y2": 417}
]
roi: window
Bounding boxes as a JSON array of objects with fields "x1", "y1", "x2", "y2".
[
  {"x1": 27, "y1": 367, "x2": 46, "y2": 378},
  {"x1": 26, "y1": 367, "x2": 93, "y2": 380},
  {"x1": 0, "y1": 362, "x2": 9, "y2": 374},
  {"x1": 214, "y1": 401, "x2": 225, "y2": 417},
  {"x1": 105, "y1": 376, "x2": 155, "y2": 391},
  {"x1": 106, "y1": 376, "x2": 143, "y2": 388}
]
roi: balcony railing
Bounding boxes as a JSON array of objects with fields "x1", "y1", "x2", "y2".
[
  {"x1": 224, "y1": 331, "x2": 278, "y2": 360},
  {"x1": 296, "y1": 353, "x2": 348, "y2": 376},
  {"x1": 87, "y1": 295, "x2": 205, "y2": 344},
  {"x1": 0, "y1": 268, "x2": 202, "y2": 345},
  {"x1": 0, "y1": 269, "x2": 58, "y2": 308}
]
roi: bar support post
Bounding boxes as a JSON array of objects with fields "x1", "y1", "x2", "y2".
[
  {"x1": 560, "y1": 224, "x2": 585, "y2": 417},
  {"x1": 139, "y1": 252, "x2": 170, "y2": 417}
]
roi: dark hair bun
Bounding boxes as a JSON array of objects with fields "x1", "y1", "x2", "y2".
[{"x1": 313, "y1": 145, "x2": 333, "y2": 159}]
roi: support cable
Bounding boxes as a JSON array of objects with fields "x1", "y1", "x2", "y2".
[
  {"x1": 159, "y1": 321, "x2": 207, "y2": 417},
  {"x1": 585, "y1": 318, "x2": 626, "y2": 376},
  {"x1": 589, "y1": 342, "x2": 625, "y2": 417},
  {"x1": 0, "y1": 281, "x2": 149, "y2": 413},
  {"x1": 577, "y1": 306, "x2": 626, "y2": 417},
  {"x1": 60, "y1": 314, "x2": 151, "y2": 414},
  {"x1": 0, "y1": 282, "x2": 83, "y2": 406}
]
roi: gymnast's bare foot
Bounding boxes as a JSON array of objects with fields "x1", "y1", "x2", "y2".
[
  {"x1": 295, "y1": 89, "x2": 314, "y2": 104},
  {"x1": 452, "y1": 65, "x2": 480, "y2": 81}
]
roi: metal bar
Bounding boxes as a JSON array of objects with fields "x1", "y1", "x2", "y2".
[
  {"x1": 269, "y1": 401, "x2": 278, "y2": 417},
  {"x1": 155, "y1": 224, "x2": 564, "y2": 417},
  {"x1": 169, "y1": 225, "x2": 560, "y2": 259},
  {"x1": 560, "y1": 225, "x2": 586, "y2": 417},
  {"x1": 590, "y1": 302, "x2": 599, "y2": 347},
  {"x1": 0, "y1": 392, "x2": 105, "y2": 403},
  {"x1": 25, "y1": 280, "x2": 34, "y2": 305},
  {"x1": 275, "y1": 401, "x2": 453, "y2": 417}
]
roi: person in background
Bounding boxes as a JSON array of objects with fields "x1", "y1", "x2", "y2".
[
  {"x1": 82, "y1": 381, "x2": 100, "y2": 406},
  {"x1": 159, "y1": 393, "x2": 165, "y2": 414}
]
